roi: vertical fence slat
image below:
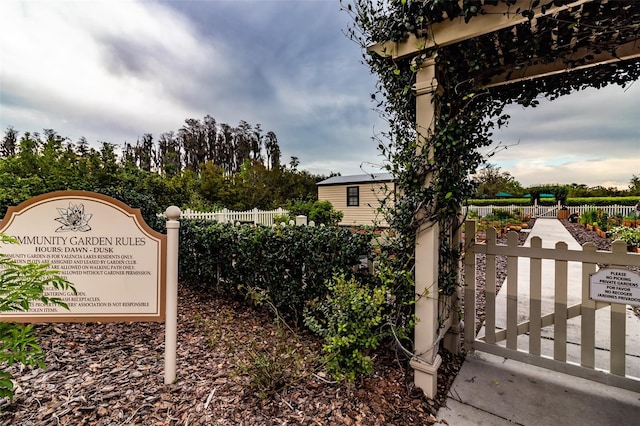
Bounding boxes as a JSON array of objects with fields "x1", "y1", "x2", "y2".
[
  {"x1": 464, "y1": 220, "x2": 477, "y2": 353},
  {"x1": 485, "y1": 227, "x2": 497, "y2": 344},
  {"x1": 446, "y1": 217, "x2": 463, "y2": 355},
  {"x1": 554, "y1": 242, "x2": 568, "y2": 362},
  {"x1": 529, "y1": 237, "x2": 543, "y2": 356},
  {"x1": 581, "y1": 243, "x2": 597, "y2": 369},
  {"x1": 506, "y1": 231, "x2": 519, "y2": 350}
]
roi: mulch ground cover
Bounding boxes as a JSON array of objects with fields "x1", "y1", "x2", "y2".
[{"x1": 0, "y1": 285, "x2": 461, "y2": 425}]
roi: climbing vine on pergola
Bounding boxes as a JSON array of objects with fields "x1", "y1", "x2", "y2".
[{"x1": 341, "y1": 0, "x2": 640, "y2": 377}]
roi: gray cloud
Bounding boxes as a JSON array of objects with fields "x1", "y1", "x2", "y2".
[{"x1": 163, "y1": 0, "x2": 382, "y2": 171}]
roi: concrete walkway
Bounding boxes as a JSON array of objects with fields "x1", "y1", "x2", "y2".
[{"x1": 437, "y1": 218, "x2": 640, "y2": 425}]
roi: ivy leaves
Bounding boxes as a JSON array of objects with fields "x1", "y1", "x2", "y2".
[
  {"x1": 304, "y1": 274, "x2": 388, "y2": 381},
  {"x1": 345, "y1": 0, "x2": 640, "y2": 302}
]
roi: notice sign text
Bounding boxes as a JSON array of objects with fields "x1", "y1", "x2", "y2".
[
  {"x1": 590, "y1": 268, "x2": 640, "y2": 307},
  {"x1": 0, "y1": 191, "x2": 166, "y2": 322}
]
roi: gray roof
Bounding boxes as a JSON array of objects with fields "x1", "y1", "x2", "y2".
[{"x1": 317, "y1": 173, "x2": 394, "y2": 186}]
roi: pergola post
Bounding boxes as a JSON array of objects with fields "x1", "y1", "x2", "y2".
[{"x1": 409, "y1": 58, "x2": 442, "y2": 398}]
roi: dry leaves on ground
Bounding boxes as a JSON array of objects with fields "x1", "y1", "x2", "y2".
[{"x1": 0, "y1": 286, "x2": 460, "y2": 426}]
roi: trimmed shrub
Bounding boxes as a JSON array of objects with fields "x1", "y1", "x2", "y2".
[
  {"x1": 96, "y1": 187, "x2": 165, "y2": 232},
  {"x1": 566, "y1": 197, "x2": 639, "y2": 206},
  {"x1": 469, "y1": 196, "x2": 639, "y2": 207},
  {"x1": 178, "y1": 221, "x2": 374, "y2": 321},
  {"x1": 286, "y1": 200, "x2": 343, "y2": 226}
]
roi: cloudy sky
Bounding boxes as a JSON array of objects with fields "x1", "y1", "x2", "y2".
[{"x1": 1, "y1": 0, "x2": 638, "y2": 189}]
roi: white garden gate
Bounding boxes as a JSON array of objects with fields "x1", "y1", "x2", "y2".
[{"x1": 463, "y1": 220, "x2": 640, "y2": 392}]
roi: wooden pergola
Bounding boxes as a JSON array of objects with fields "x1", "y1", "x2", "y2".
[{"x1": 370, "y1": 0, "x2": 640, "y2": 398}]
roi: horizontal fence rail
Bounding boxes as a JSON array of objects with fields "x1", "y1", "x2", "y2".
[{"x1": 463, "y1": 204, "x2": 637, "y2": 219}]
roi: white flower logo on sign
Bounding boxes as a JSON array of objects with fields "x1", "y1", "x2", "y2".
[{"x1": 54, "y1": 203, "x2": 93, "y2": 232}]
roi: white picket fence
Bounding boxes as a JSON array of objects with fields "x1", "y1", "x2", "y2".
[
  {"x1": 180, "y1": 207, "x2": 289, "y2": 226},
  {"x1": 179, "y1": 204, "x2": 637, "y2": 225},
  {"x1": 463, "y1": 203, "x2": 637, "y2": 219},
  {"x1": 563, "y1": 204, "x2": 638, "y2": 217}
]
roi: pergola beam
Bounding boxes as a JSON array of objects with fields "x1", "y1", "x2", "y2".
[
  {"x1": 483, "y1": 39, "x2": 640, "y2": 87},
  {"x1": 369, "y1": 0, "x2": 594, "y2": 60}
]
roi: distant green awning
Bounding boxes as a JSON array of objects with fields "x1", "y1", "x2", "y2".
[
  {"x1": 524, "y1": 193, "x2": 555, "y2": 198},
  {"x1": 496, "y1": 191, "x2": 512, "y2": 197}
]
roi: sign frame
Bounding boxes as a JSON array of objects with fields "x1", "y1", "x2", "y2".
[{"x1": 0, "y1": 190, "x2": 167, "y2": 323}]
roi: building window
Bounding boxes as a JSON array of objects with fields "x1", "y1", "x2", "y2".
[{"x1": 347, "y1": 186, "x2": 359, "y2": 206}]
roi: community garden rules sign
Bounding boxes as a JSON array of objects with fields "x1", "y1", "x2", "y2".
[{"x1": 0, "y1": 191, "x2": 181, "y2": 383}]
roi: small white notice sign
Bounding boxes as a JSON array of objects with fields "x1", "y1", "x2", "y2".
[{"x1": 590, "y1": 268, "x2": 640, "y2": 307}]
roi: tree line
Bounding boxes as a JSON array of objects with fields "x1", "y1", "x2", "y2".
[
  {"x1": 2, "y1": 115, "x2": 283, "y2": 176},
  {"x1": 0, "y1": 119, "x2": 329, "y2": 218},
  {"x1": 472, "y1": 164, "x2": 640, "y2": 199}
]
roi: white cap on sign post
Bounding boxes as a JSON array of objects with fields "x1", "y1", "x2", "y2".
[{"x1": 165, "y1": 206, "x2": 181, "y2": 221}]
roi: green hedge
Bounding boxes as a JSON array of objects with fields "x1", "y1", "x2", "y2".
[
  {"x1": 178, "y1": 221, "x2": 374, "y2": 320},
  {"x1": 564, "y1": 197, "x2": 639, "y2": 206},
  {"x1": 468, "y1": 196, "x2": 639, "y2": 207},
  {"x1": 467, "y1": 198, "x2": 555, "y2": 206}
]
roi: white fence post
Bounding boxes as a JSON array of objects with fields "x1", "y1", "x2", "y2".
[{"x1": 164, "y1": 206, "x2": 181, "y2": 385}]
